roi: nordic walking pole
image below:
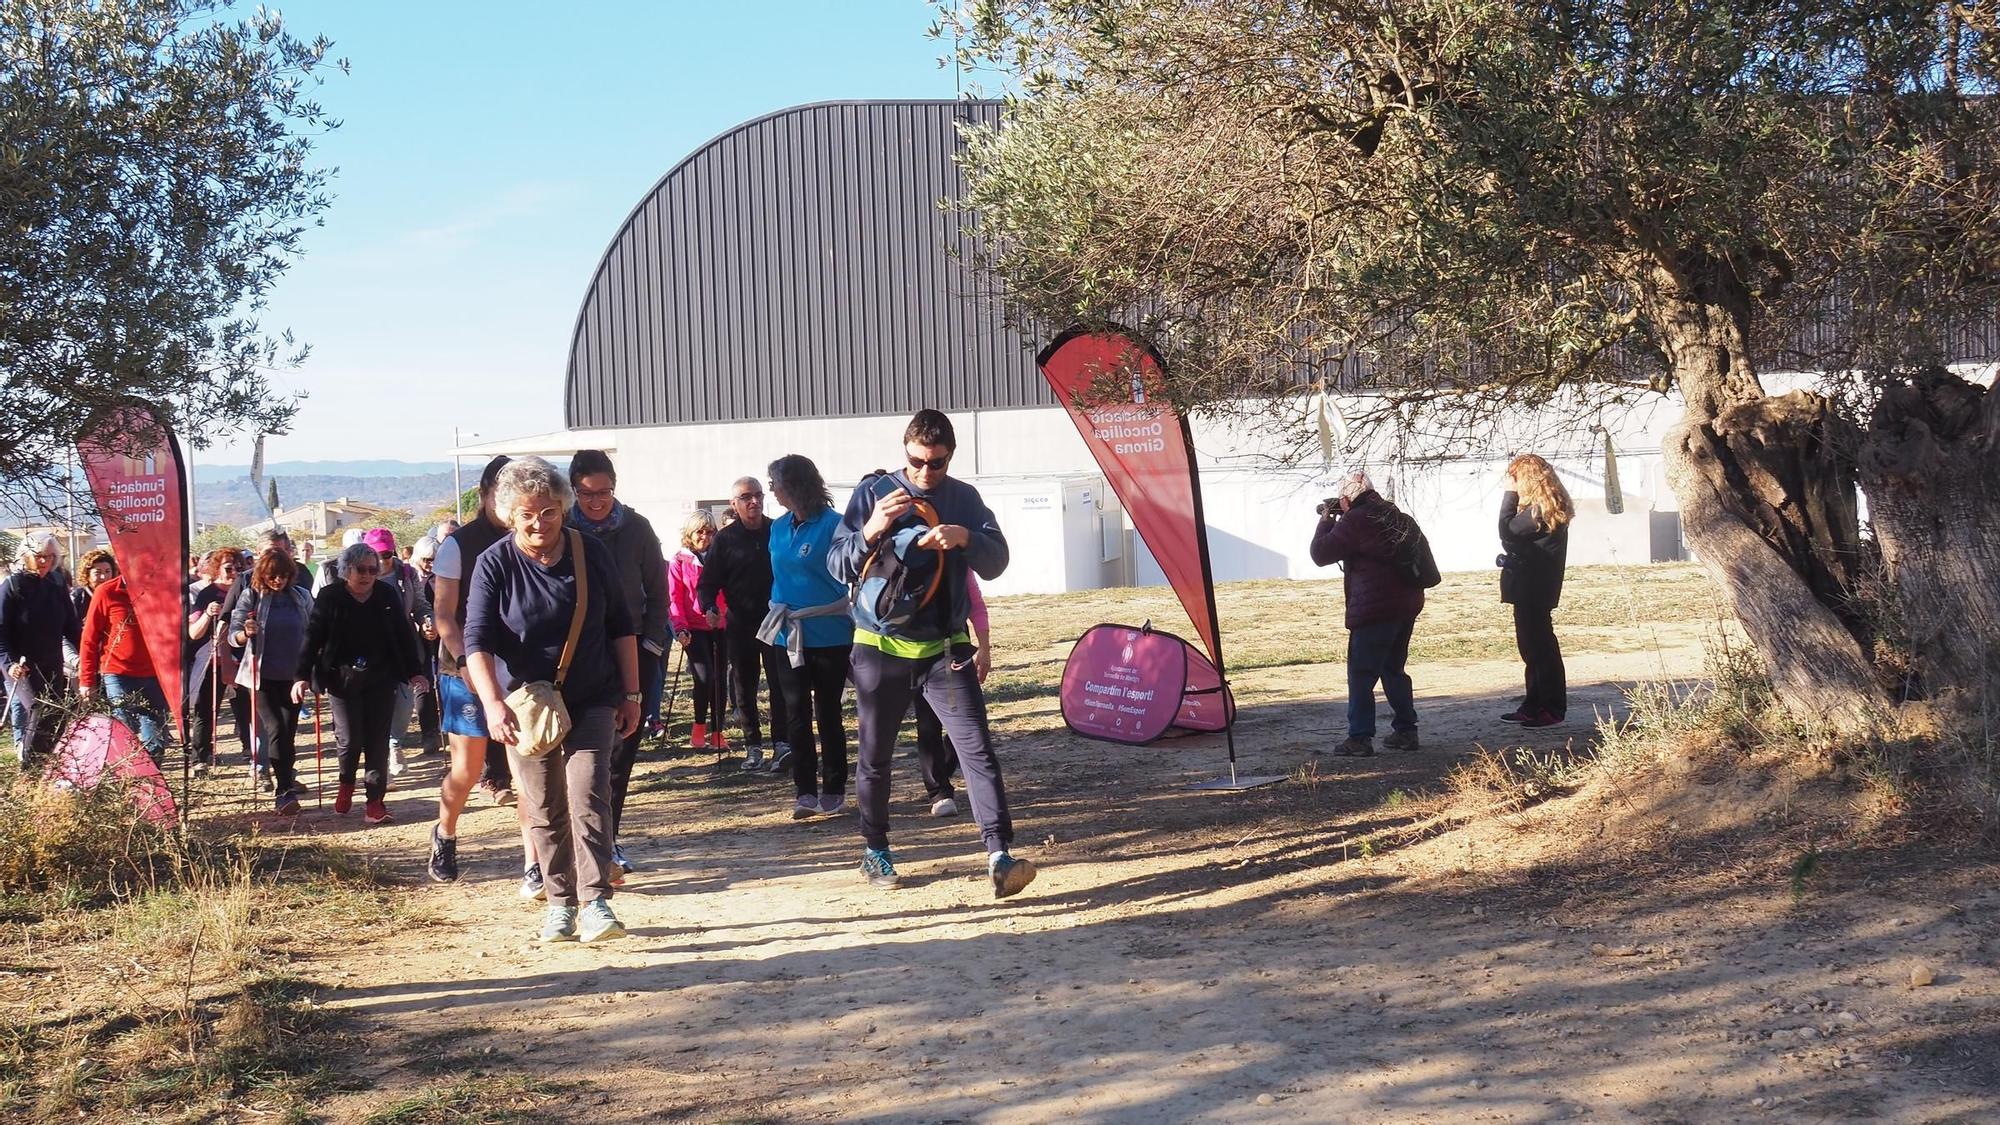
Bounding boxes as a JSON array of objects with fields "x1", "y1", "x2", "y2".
[
  {"x1": 313, "y1": 690, "x2": 324, "y2": 810},
  {"x1": 661, "y1": 645, "x2": 685, "y2": 746}
]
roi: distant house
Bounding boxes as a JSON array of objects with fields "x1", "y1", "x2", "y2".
[
  {"x1": 242, "y1": 498, "x2": 407, "y2": 545},
  {"x1": 6, "y1": 521, "x2": 108, "y2": 560}
]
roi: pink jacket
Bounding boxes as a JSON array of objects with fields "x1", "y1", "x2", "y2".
[
  {"x1": 668, "y1": 549, "x2": 723, "y2": 633},
  {"x1": 966, "y1": 573, "x2": 989, "y2": 636}
]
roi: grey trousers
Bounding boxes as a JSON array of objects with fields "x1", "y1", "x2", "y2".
[{"x1": 508, "y1": 705, "x2": 616, "y2": 907}]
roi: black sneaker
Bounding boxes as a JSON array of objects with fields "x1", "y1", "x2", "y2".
[
  {"x1": 991, "y1": 854, "x2": 1038, "y2": 900},
  {"x1": 428, "y1": 826, "x2": 460, "y2": 883}
]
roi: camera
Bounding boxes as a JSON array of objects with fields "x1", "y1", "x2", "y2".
[{"x1": 1316, "y1": 497, "x2": 1342, "y2": 518}]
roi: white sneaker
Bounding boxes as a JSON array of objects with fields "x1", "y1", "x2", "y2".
[
  {"x1": 931, "y1": 796, "x2": 959, "y2": 818},
  {"x1": 387, "y1": 745, "x2": 406, "y2": 778}
]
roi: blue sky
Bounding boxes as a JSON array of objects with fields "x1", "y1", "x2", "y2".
[{"x1": 213, "y1": 2, "x2": 961, "y2": 465}]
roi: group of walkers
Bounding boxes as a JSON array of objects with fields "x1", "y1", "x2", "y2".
[
  {"x1": 3, "y1": 410, "x2": 1586, "y2": 948},
  {"x1": 1310, "y1": 453, "x2": 1574, "y2": 756},
  {"x1": 407, "y1": 409, "x2": 1034, "y2": 943}
]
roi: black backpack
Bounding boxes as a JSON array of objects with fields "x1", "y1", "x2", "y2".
[{"x1": 1373, "y1": 503, "x2": 1442, "y2": 590}]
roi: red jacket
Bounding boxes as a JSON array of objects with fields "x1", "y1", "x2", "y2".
[
  {"x1": 1309, "y1": 492, "x2": 1427, "y2": 629},
  {"x1": 79, "y1": 576, "x2": 157, "y2": 687}
]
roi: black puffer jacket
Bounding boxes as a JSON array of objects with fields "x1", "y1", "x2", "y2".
[{"x1": 1498, "y1": 491, "x2": 1568, "y2": 608}]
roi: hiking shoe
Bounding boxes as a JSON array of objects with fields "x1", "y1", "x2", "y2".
[
  {"x1": 475, "y1": 779, "x2": 500, "y2": 805},
  {"x1": 493, "y1": 787, "x2": 516, "y2": 807},
  {"x1": 1518, "y1": 710, "x2": 1564, "y2": 728},
  {"x1": 740, "y1": 746, "x2": 765, "y2": 772},
  {"x1": 612, "y1": 843, "x2": 635, "y2": 874},
  {"x1": 256, "y1": 766, "x2": 274, "y2": 791},
  {"x1": 860, "y1": 848, "x2": 902, "y2": 889},
  {"x1": 768, "y1": 743, "x2": 792, "y2": 774},
  {"x1": 1499, "y1": 709, "x2": 1530, "y2": 723},
  {"x1": 1332, "y1": 737, "x2": 1375, "y2": 757},
  {"x1": 520, "y1": 863, "x2": 546, "y2": 901},
  {"x1": 333, "y1": 783, "x2": 355, "y2": 816},
  {"x1": 991, "y1": 854, "x2": 1037, "y2": 900},
  {"x1": 578, "y1": 898, "x2": 625, "y2": 943},
  {"x1": 428, "y1": 827, "x2": 460, "y2": 882},
  {"x1": 539, "y1": 905, "x2": 579, "y2": 943},
  {"x1": 791, "y1": 795, "x2": 819, "y2": 820},
  {"x1": 274, "y1": 792, "x2": 301, "y2": 816},
  {"x1": 364, "y1": 800, "x2": 392, "y2": 825},
  {"x1": 818, "y1": 792, "x2": 847, "y2": 815},
  {"x1": 1382, "y1": 730, "x2": 1421, "y2": 753},
  {"x1": 930, "y1": 796, "x2": 959, "y2": 818}
]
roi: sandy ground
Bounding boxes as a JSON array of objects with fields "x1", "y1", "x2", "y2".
[{"x1": 278, "y1": 623, "x2": 1998, "y2": 1123}]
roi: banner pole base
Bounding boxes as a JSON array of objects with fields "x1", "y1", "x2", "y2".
[{"x1": 1189, "y1": 770, "x2": 1286, "y2": 792}]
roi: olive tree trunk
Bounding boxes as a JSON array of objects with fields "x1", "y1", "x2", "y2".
[
  {"x1": 1641, "y1": 264, "x2": 1894, "y2": 735},
  {"x1": 1858, "y1": 367, "x2": 2000, "y2": 722}
]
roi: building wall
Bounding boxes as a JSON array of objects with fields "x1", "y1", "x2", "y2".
[{"x1": 603, "y1": 388, "x2": 1689, "y2": 599}]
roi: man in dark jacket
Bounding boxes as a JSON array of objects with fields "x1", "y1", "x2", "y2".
[
  {"x1": 828, "y1": 409, "x2": 1036, "y2": 900},
  {"x1": 1309, "y1": 471, "x2": 1425, "y2": 756},
  {"x1": 569, "y1": 449, "x2": 669, "y2": 874},
  {"x1": 697, "y1": 474, "x2": 789, "y2": 772}
]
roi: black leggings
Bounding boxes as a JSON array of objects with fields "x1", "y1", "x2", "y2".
[
  {"x1": 329, "y1": 687, "x2": 396, "y2": 802},
  {"x1": 780, "y1": 646, "x2": 852, "y2": 797},
  {"x1": 684, "y1": 631, "x2": 726, "y2": 729},
  {"x1": 1513, "y1": 602, "x2": 1567, "y2": 717}
]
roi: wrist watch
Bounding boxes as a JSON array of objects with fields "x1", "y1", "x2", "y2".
[{"x1": 623, "y1": 691, "x2": 642, "y2": 703}]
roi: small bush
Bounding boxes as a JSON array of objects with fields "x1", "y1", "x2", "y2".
[{"x1": 0, "y1": 776, "x2": 175, "y2": 904}]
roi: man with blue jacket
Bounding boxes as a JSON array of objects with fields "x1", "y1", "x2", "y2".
[{"x1": 827, "y1": 409, "x2": 1036, "y2": 899}]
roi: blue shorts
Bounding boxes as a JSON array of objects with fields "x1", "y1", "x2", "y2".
[{"x1": 437, "y1": 673, "x2": 489, "y2": 739}]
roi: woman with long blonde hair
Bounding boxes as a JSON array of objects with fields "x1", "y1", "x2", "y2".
[{"x1": 1498, "y1": 454, "x2": 1574, "y2": 727}]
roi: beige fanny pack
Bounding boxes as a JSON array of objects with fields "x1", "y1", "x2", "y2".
[{"x1": 503, "y1": 528, "x2": 588, "y2": 758}]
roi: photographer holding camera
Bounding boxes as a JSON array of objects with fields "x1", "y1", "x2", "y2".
[{"x1": 1309, "y1": 471, "x2": 1424, "y2": 756}]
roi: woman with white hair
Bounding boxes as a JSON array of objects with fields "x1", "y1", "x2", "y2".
[
  {"x1": 464, "y1": 456, "x2": 640, "y2": 944},
  {"x1": 0, "y1": 534, "x2": 82, "y2": 767},
  {"x1": 409, "y1": 535, "x2": 443, "y2": 754},
  {"x1": 294, "y1": 542, "x2": 428, "y2": 824}
]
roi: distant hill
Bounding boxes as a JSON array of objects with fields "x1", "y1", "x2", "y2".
[
  {"x1": 197, "y1": 473, "x2": 457, "y2": 528},
  {"x1": 191, "y1": 460, "x2": 452, "y2": 484}
]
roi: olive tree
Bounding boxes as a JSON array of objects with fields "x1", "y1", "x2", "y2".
[
  {"x1": 946, "y1": 0, "x2": 2000, "y2": 735},
  {"x1": 0, "y1": 0, "x2": 343, "y2": 498}
]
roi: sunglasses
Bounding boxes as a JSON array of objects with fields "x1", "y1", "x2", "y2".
[
  {"x1": 906, "y1": 453, "x2": 950, "y2": 472},
  {"x1": 349, "y1": 565, "x2": 381, "y2": 576}
]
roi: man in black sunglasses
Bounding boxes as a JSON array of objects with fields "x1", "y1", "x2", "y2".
[
  {"x1": 828, "y1": 408, "x2": 1036, "y2": 900},
  {"x1": 697, "y1": 474, "x2": 790, "y2": 772}
]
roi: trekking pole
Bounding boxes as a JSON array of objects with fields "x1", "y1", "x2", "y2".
[
  {"x1": 313, "y1": 690, "x2": 324, "y2": 810},
  {"x1": 661, "y1": 645, "x2": 685, "y2": 746}
]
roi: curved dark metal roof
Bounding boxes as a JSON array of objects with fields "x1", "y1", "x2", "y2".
[{"x1": 565, "y1": 99, "x2": 1051, "y2": 429}]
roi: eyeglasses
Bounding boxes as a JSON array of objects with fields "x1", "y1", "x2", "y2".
[
  {"x1": 349, "y1": 565, "x2": 381, "y2": 576},
  {"x1": 734, "y1": 491, "x2": 763, "y2": 503},
  {"x1": 906, "y1": 453, "x2": 950, "y2": 472},
  {"x1": 577, "y1": 487, "x2": 615, "y2": 501}
]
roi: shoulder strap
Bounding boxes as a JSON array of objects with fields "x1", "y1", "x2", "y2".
[{"x1": 555, "y1": 527, "x2": 588, "y2": 687}]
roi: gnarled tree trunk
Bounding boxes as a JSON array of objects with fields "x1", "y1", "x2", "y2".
[
  {"x1": 1638, "y1": 258, "x2": 1894, "y2": 735},
  {"x1": 1858, "y1": 366, "x2": 2000, "y2": 722}
]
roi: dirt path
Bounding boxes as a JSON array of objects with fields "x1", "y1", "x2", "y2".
[{"x1": 290, "y1": 629, "x2": 1998, "y2": 1123}]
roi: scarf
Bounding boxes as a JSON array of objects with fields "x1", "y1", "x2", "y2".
[{"x1": 571, "y1": 499, "x2": 629, "y2": 535}]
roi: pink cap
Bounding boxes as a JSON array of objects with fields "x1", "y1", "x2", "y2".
[{"x1": 362, "y1": 528, "x2": 397, "y2": 554}]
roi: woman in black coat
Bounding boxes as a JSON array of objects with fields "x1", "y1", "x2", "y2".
[
  {"x1": 1498, "y1": 454, "x2": 1574, "y2": 728},
  {"x1": 293, "y1": 543, "x2": 427, "y2": 825}
]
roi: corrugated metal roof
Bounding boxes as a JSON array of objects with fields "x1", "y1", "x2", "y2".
[{"x1": 565, "y1": 100, "x2": 1050, "y2": 429}]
